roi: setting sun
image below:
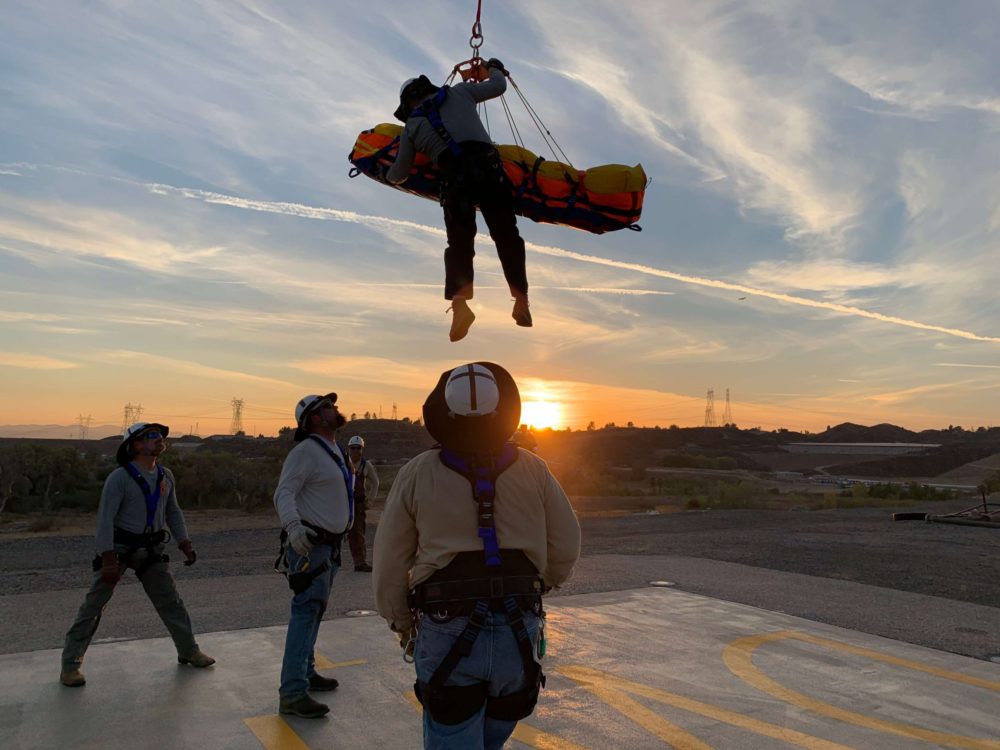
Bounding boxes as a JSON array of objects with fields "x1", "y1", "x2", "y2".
[{"x1": 520, "y1": 400, "x2": 563, "y2": 430}]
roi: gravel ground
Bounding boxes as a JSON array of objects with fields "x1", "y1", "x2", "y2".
[{"x1": 2, "y1": 498, "x2": 998, "y2": 659}]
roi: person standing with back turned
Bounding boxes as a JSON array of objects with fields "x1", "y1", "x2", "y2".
[
  {"x1": 387, "y1": 59, "x2": 533, "y2": 342},
  {"x1": 374, "y1": 362, "x2": 581, "y2": 749}
]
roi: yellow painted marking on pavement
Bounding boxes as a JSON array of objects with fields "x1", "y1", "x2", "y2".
[
  {"x1": 560, "y1": 665, "x2": 855, "y2": 750},
  {"x1": 313, "y1": 654, "x2": 366, "y2": 669},
  {"x1": 244, "y1": 715, "x2": 312, "y2": 750},
  {"x1": 573, "y1": 677, "x2": 714, "y2": 749},
  {"x1": 403, "y1": 689, "x2": 586, "y2": 749},
  {"x1": 787, "y1": 631, "x2": 1000, "y2": 693},
  {"x1": 724, "y1": 631, "x2": 1000, "y2": 750}
]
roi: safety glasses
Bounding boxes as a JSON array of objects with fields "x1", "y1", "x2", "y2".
[{"x1": 140, "y1": 431, "x2": 163, "y2": 440}]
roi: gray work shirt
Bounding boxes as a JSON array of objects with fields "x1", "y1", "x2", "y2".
[
  {"x1": 95, "y1": 464, "x2": 188, "y2": 552},
  {"x1": 273, "y1": 436, "x2": 352, "y2": 534},
  {"x1": 387, "y1": 67, "x2": 507, "y2": 184}
]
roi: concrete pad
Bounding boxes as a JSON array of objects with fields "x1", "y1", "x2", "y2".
[{"x1": 1, "y1": 587, "x2": 998, "y2": 749}]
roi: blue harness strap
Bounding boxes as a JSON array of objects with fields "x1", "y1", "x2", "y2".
[
  {"x1": 438, "y1": 442, "x2": 519, "y2": 568},
  {"x1": 308, "y1": 436, "x2": 355, "y2": 527},
  {"x1": 410, "y1": 87, "x2": 463, "y2": 159},
  {"x1": 122, "y1": 463, "x2": 166, "y2": 531}
]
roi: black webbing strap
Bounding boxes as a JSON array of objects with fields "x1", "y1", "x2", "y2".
[{"x1": 428, "y1": 599, "x2": 490, "y2": 689}]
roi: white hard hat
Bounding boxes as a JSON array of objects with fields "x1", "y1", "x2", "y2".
[
  {"x1": 295, "y1": 392, "x2": 338, "y2": 428},
  {"x1": 399, "y1": 77, "x2": 418, "y2": 97},
  {"x1": 117, "y1": 421, "x2": 169, "y2": 465},
  {"x1": 348, "y1": 435, "x2": 365, "y2": 448},
  {"x1": 445, "y1": 363, "x2": 499, "y2": 417}
]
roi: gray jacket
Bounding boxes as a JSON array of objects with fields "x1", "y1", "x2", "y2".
[
  {"x1": 95, "y1": 464, "x2": 188, "y2": 552},
  {"x1": 387, "y1": 67, "x2": 507, "y2": 184}
]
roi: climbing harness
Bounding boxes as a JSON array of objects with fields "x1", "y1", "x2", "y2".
[{"x1": 409, "y1": 442, "x2": 546, "y2": 725}]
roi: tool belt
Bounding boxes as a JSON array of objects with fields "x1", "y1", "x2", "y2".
[
  {"x1": 91, "y1": 527, "x2": 171, "y2": 580},
  {"x1": 410, "y1": 550, "x2": 543, "y2": 619},
  {"x1": 275, "y1": 521, "x2": 344, "y2": 594}
]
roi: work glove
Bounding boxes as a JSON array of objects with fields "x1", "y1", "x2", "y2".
[
  {"x1": 485, "y1": 58, "x2": 507, "y2": 74},
  {"x1": 394, "y1": 623, "x2": 417, "y2": 658},
  {"x1": 286, "y1": 520, "x2": 317, "y2": 556},
  {"x1": 100, "y1": 550, "x2": 121, "y2": 586},
  {"x1": 178, "y1": 539, "x2": 197, "y2": 566}
]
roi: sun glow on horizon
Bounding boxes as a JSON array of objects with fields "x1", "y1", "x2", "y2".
[{"x1": 520, "y1": 399, "x2": 564, "y2": 430}]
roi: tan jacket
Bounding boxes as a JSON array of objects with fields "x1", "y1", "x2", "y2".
[{"x1": 373, "y1": 447, "x2": 581, "y2": 632}]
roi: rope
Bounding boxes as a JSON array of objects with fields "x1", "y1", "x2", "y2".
[{"x1": 508, "y1": 78, "x2": 576, "y2": 169}]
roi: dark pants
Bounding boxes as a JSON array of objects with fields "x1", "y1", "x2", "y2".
[
  {"x1": 62, "y1": 546, "x2": 198, "y2": 668},
  {"x1": 440, "y1": 145, "x2": 528, "y2": 301},
  {"x1": 347, "y1": 500, "x2": 368, "y2": 566}
]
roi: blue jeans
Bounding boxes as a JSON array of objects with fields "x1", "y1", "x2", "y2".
[
  {"x1": 415, "y1": 609, "x2": 540, "y2": 750},
  {"x1": 279, "y1": 543, "x2": 339, "y2": 699}
]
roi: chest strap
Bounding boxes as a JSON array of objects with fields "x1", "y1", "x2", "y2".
[
  {"x1": 122, "y1": 463, "x2": 166, "y2": 531},
  {"x1": 307, "y1": 436, "x2": 355, "y2": 527}
]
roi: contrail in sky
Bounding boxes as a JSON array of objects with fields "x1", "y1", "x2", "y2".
[{"x1": 142, "y1": 182, "x2": 1000, "y2": 344}]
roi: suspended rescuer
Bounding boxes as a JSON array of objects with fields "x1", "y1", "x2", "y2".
[
  {"x1": 373, "y1": 362, "x2": 581, "y2": 749},
  {"x1": 387, "y1": 58, "x2": 533, "y2": 342},
  {"x1": 346, "y1": 435, "x2": 379, "y2": 572},
  {"x1": 60, "y1": 422, "x2": 214, "y2": 687},
  {"x1": 272, "y1": 393, "x2": 354, "y2": 718}
]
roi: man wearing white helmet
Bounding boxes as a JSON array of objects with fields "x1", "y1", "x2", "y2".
[
  {"x1": 59, "y1": 422, "x2": 214, "y2": 688},
  {"x1": 345, "y1": 435, "x2": 379, "y2": 572},
  {"x1": 387, "y1": 59, "x2": 533, "y2": 342},
  {"x1": 273, "y1": 392, "x2": 353, "y2": 718},
  {"x1": 374, "y1": 363, "x2": 580, "y2": 749}
]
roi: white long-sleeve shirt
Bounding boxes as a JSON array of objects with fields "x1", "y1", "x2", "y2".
[{"x1": 273, "y1": 436, "x2": 352, "y2": 533}]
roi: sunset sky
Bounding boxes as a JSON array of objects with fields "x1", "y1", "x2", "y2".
[{"x1": 2, "y1": 1, "x2": 998, "y2": 437}]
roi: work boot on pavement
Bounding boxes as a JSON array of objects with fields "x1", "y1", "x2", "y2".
[
  {"x1": 308, "y1": 674, "x2": 340, "y2": 691},
  {"x1": 448, "y1": 297, "x2": 476, "y2": 342},
  {"x1": 512, "y1": 295, "x2": 532, "y2": 327},
  {"x1": 178, "y1": 649, "x2": 216, "y2": 668},
  {"x1": 279, "y1": 694, "x2": 330, "y2": 718},
  {"x1": 60, "y1": 668, "x2": 86, "y2": 687}
]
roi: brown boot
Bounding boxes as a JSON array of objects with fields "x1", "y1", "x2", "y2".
[
  {"x1": 60, "y1": 668, "x2": 86, "y2": 687},
  {"x1": 512, "y1": 295, "x2": 533, "y2": 327},
  {"x1": 448, "y1": 297, "x2": 476, "y2": 342},
  {"x1": 178, "y1": 649, "x2": 216, "y2": 668}
]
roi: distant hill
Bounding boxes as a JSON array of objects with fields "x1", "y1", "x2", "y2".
[
  {"x1": 0, "y1": 424, "x2": 120, "y2": 439},
  {"x1": 812, "y1": 422, "x2": 923, "y2": 443}
]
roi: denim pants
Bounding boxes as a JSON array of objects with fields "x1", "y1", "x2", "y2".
[
  {"x1": 62, "y1": 544, "x2": 198, "y2": 668},
  {"x1": 415, "y1": 609, "x2": 540, "y2": 750},
  {"x1": 279, "y1": 542, "x2": 339, "y2": 699}
]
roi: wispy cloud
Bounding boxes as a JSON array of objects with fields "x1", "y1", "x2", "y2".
[
  {"x1": 0, "y1": 352, "x2": 77, "y2": 370},
  {"x1": 935, "y1": 362, "x2": 1000, "y2": 370},
  {"x1": 140, "y1": 182, "x2": 1000, "y2": 344},
  {"x1": 98, "y1": 350, "x2": 294, "y2": 389}
]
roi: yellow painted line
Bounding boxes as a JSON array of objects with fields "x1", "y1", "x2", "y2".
[
  {"x1": 788, "y1": 631, "x2": 1000, "y2": 693},
  {"x1": 560, "y1": 665, "x2": 855, "y2": 750},
  {"x1": 313, "y1": 655, "x2": 366, "y2": 670},
  {"x1": 573, "y1": 677, "x2": 714, "y2": 749},
  {"x1": 244, "y1": 715, "x2": 312, "y2": 750},
  {"x1": 403, "y1": 687, "x2": 587, "y2": 749},
  {"x1": 724, "y1": 631, "x2": 1000, "y2": 750}
]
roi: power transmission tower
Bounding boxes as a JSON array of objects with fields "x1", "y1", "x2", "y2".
[
  {"x1": 230, "y1": 398, "x2": 244, "y2": 435},
  {"x1": 392, "y1": 402, "x2": 398, "y2": 420},
  {"x1": 121, "y1": 402, "x2": 143, "y2": 432},
  {"x1": 76, "y1": 414, "x2": 92, "y2": 440},
  {"x1": 703, "y1": 389, "x2": 717, "y2": 427},
  {"x1": 722, "y1": 388, "x2": 733, "y2": 426}
]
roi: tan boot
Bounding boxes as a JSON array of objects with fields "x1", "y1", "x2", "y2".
[
  {"x1": 60, "y1": 668, "x2": 86, "y2": 687},
  {"x1": 512, "y1": 294, "x2": 533, "y2": 327},
  {"x1": 178, "y1": 649, "x2": 216, "y2": 668},
  {"x1": 448, "y1": 297, "x2": 476, "y2": 342}
]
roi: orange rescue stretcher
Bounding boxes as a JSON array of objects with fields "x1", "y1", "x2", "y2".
[{"x1": 348, "y1": 123, "x2": 646, "y2": 234}]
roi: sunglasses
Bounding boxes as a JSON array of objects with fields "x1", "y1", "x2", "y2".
[{"x1": 140, "y1": 431, "x2": 163, "y2": 440}]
